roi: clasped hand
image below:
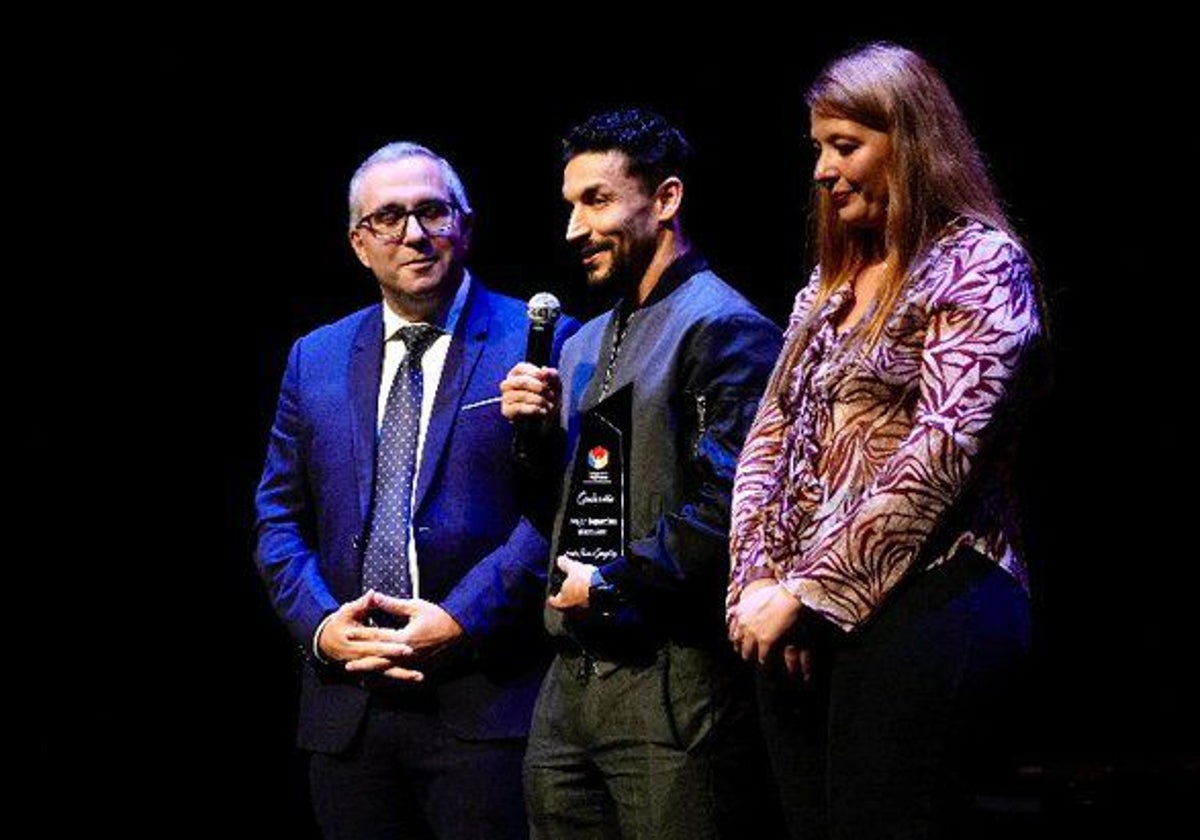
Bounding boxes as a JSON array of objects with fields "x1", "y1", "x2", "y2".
[
  {"x1": 317, "y1": 590, "x2": 465, "y2": 682},
  {"x1": 727, "y1": 580, "x2": 811, "y2": 682}
]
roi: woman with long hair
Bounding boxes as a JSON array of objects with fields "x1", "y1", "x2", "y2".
[{"x1": 727, "y1": 43, "x2": 1045, "y2": 838}]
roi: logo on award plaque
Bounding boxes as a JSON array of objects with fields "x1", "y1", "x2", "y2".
[
  {"x1": 587, "y1": 447, "x2": 609, "y2": 470},
  {"x1": 552, "y1": 384, "x2": 632, "y2": 592}
]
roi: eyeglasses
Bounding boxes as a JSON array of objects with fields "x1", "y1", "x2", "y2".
[{"x1": 356, "y1": 199, "x2": 459, "y2": 240}]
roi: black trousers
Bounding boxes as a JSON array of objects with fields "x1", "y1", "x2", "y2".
[
  {"x1": 757, "y1": 549, "x2": 1032, "y2": 840},
  {"x1": 308, "y1": 697, "x2": 528, "y2": 840}
]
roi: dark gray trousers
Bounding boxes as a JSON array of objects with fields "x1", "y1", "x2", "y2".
[{"x1": 524, "y1": 642, "x2": 759, "y2": 840}]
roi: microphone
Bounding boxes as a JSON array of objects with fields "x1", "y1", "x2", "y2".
[
  {"x1": 513, "y1": 292, "x2": 562, "y2": 466},
  {"x1": 524, "y1": 292, "x2": 562, "y2": 368}
]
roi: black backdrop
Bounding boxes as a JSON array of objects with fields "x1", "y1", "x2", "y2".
[{"x1": 88, "y1": 18, "x2": 1193, "y2": 836}]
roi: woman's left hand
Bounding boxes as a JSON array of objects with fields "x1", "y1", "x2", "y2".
[{"x1": 728, "y1": 582, "x2": 803, "y2": 665}]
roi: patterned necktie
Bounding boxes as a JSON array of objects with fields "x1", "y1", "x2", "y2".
[{"x1": 361, "y1": 323, "x2": 443, "y2": 598}]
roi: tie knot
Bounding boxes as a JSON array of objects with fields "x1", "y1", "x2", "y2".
[{"x1": 397, "y1": 324, "x2": 443, "y2": 360}]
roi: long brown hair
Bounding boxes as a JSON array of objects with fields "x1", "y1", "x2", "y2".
[{"x1": 805, "y1": 42, "x2": 1017, "y2": 341}]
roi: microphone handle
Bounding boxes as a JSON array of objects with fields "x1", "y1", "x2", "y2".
[
  {"x1": 513, "y1": 321, "x2": 556, "y2": 465},
  {"x1": 525, "y1": 320, "x2": 555, "y2": 368}
]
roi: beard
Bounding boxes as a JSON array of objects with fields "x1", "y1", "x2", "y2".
[{"x1": 581, "y1": 234, "x2": 654, "y2": 296}]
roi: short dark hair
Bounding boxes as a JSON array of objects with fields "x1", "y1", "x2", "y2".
[{"x1": 562, "y1": 108, "x2": 691, "y2": 194}]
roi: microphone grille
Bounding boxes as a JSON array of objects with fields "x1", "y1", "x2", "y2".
[{"x1": 527, "y1": 292, "x2": 562, "y2": 325}]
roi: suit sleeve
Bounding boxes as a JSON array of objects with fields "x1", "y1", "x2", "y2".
[
  {"x1": 439, "y1": 315, "x2": 581, "y2": 653},
  {"x1": 253, "y1": 338, "x2": 341, "y2": 654},
  {"x1": 599, "y1": 312, "x2": 783, "y2": 605}
]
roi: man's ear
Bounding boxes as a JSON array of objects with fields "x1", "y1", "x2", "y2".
[
  {"x1": 349, "y1": 228, "x2": 372, "y2": 268},
  {"x1": 457, "y1": 210, "x2": 475, "y2": 253},
  {"x1": 654, "y1": 177, "x2": 683, "y2": 224}
]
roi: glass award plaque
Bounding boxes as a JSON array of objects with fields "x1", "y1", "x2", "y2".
[{"x1": 552, "y1": 383, "x2": 632, "y2": 592}]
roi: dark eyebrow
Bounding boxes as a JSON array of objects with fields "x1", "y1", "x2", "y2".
[
  {"x1": 367, "y1": 198, "x2": 446, "y2": 214},
  {"x1": 564, "y1": 183, "x2": 609, "y2": 204},
  {"x1": 812, "y1": 132, "x2": 858, "y2": 143},
  {"x1": 365, "y1": 201, "x2": 406, "y2": 214}
]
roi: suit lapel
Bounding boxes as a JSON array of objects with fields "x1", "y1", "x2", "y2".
[
  {"x1": 414, "y1": 281, "x2": 489, "y2": 514},
  {"x1": 349, "y1": 306, "x2": 384, "y2": 521}
]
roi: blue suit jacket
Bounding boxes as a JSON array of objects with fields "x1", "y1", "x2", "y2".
[{"x1": 255, "y1": 280, "x2": 576, "y2": 752}]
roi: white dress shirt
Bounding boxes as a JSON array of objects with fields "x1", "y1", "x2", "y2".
[{"x1": 377, "y1": 272, "x2": 471, "y2": 599}]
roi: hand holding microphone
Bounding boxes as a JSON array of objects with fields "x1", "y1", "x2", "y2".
[
  {"x1": 502, "y1": 293, "x2": 563, "y2": 464},
  {"x1": 501, "y1": 363, "x2": 561, "y2": 421}
]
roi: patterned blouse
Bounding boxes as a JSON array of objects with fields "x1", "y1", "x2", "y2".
[{"x1": 729, "y1": 218, "x2": 1043, "y2": 632}]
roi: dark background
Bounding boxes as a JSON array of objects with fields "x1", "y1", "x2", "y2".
[{"x1": 82, "y1": 18, "x2": 1192, "y2": 837}]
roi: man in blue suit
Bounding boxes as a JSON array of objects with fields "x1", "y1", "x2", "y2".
[{"x1": 255, "y1": 141, "x2": 576, "y2": 839}]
